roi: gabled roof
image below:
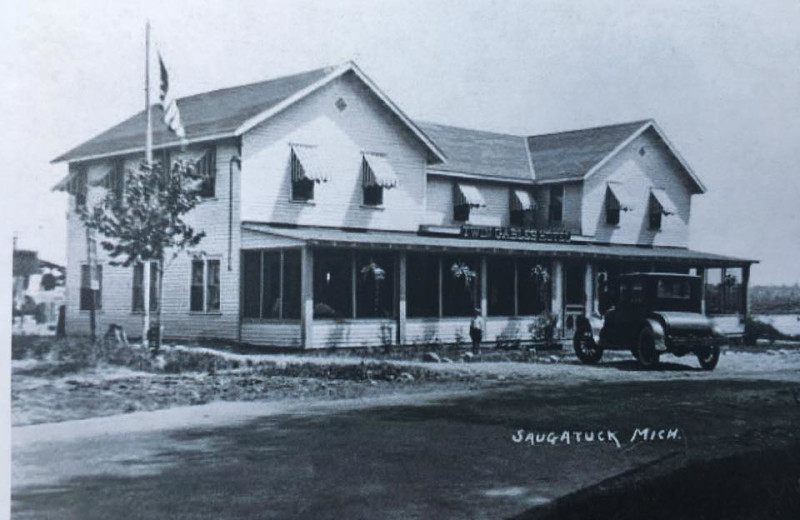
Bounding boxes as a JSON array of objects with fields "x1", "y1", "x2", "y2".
[
  {"x1": 53, "y1": 62, "x2": 446, "y2": 164},
  {"x1": 526, "y1": 119, "x2": 707, "y2": 193},
  {"x1": 526, "y1": 120, "x2": 650, "y2": 181},
  {"x1": 417, "y1": 122, "x2": 533, "y2": 182}
]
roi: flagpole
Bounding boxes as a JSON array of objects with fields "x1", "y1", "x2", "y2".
[{"x1": 143, "y1": 20, "x2": 152, "y2": 349}]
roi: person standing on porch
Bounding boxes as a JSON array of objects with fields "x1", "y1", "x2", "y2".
[{"x1": 470, "y1": 308, "x2": 484, "y2": 355}]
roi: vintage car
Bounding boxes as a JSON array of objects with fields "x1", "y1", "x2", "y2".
[{"x1": 573, "y1": 273, "x2": 727, "y2": 370}]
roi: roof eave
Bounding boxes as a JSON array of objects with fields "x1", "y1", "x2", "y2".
[{"x1": 51, "y1": 131, "x2": 237, "y2": 164}]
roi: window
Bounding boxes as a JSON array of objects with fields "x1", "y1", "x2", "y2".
[
  {"x1": 453, "y1": 184, "x2": 485, "y2": 223},
  {"x1": 363, "y1": 185, "x2": 383, "y2": 206},
  {"x1": 356, "y1": 252, "x2": 395, "y2": 318},
  {"x1": 195, "y1": 147, "x2": 217, "y2": 198},
  {"x1": 132, "y1": 262, "x2": 159, "y2": 312},
  {"x1": 407, "y1": 253, "x2": 440, "y2": 318},
  {"x1": 361, "y1": 154, "x2": 398, "y2": 207},
  {"x1": 510, "y1": 190, "x2": 535, "y2": 228},
  {"x1": 442, "y1": 255, "x2": 480, "y2": 317},
  {"x1": 103, "y1": 159, "x2": 125, "y2": 201},
  {"x1": 606, "y1": 205, "x2": 620, "y2": 226},
  {"x1": 649, "y1": 204, "x2": 662, "y2": 230},
  {"x1": 314, "y1": 249, "x2": 352, "y2": 318},
  {"x1": 79, "y1": 264, "x2": 102, "y2": 310},
  {"x1": 71, "y1": 166, "x2": 88, "y2": 209},
  {"x1": 548, "y1": 185, "x2": 563, "y2": 223},
  {"x1": 453, "y1": 204, "x2": 470, "y2": 222},
  {"x1": 190, "y1": 258, "x2": 220, "y2": 312},
  {"x1": 242, "y1": 250, "x2": 301, "y2": 319},
  {"x1": 290, "y1": 146, "x2": 328, "y2": 202},
  {"x1": 657, "y1": 279, "x2": 691, "y2": 300},
  {"x1": 488, "y1": 257, "x2": 515, "y2": 316}
]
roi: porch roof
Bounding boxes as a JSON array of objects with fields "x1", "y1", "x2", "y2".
[{"x1": 242, "y1": 223, "x2": 756, "y2": 267}]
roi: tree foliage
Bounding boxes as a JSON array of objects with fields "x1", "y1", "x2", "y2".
[{"x1": 80, "y1": 159, "x2": 206, "y2": 266}]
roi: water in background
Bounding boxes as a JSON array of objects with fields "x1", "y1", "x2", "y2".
[{"x1": 755, "y1": 314, "x2": 800, "y2": 337}]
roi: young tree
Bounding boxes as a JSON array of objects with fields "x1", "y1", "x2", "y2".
[{"x1": 80, "y1": 159, "x2": 206, "y2": 352}]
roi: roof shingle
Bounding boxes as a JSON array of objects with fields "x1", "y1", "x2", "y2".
[
  {"x1": 526, "y1": 120, "x2": 649, "y2": 181},
  {"x1": 53, "y1": 66, "x2": 334, "y2": 163}
]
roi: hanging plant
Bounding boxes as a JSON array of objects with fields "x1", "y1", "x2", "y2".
[
  {"x1": 360, "y1": 261, "x2": 386, "y2": 281},
  {"x1": 451, "y1": 261, "x2": 477, "y2": 289},
  {"x1": 529, "y1": 264, "x2": 550, "y2": 284},
  {"x1": 360, "y1": 260, "x2": 386, "y2": 316}
]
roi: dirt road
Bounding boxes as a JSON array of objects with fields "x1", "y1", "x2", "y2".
[{"x1": 12, "y1": 359, "x2": 800, "y2": 519}]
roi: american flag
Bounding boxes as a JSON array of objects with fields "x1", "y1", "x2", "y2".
[{"x1": 158, "y1": 53, "x2": 186, "y2": 141}]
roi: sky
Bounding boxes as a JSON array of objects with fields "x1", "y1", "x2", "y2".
[{"x1": 1, "y1": 0, "x2": 799, "y2": 285}]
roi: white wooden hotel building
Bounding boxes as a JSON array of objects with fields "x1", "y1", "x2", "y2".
[{"x1": 54, "y1": 62, "x2": 755, "y2": 348}]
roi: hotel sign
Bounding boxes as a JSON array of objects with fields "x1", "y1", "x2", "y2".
[{"x1": 460, "y1": 225, "x2": 571, "y2": 243}]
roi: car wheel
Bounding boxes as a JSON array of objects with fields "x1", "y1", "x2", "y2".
[
  {"x1": 573, "y1": 330, "x2": 603, "y2": 364},
  {"x1": 637, "y1": 328, "x2": 660, "y2": 369},
  {"x1": 697, "y1": 345, "x2": 720, "y2": 371}
]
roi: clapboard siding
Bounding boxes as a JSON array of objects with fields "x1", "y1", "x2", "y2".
[
  {"x1": 424, "y1": 177, "x2": 511, "y2": 227},
  {"x1": 64, "y1": 142, "x2": 242, "y2": 341},
  {"x1": 405, "y1": 318, "x2": 472, "y2": 345},
  {"x1": 240, "y1": 321, "x2": 302, "y2": 347},
  {"x1": 582, "y1": 129, "x2": 694, "y2": 247},
  {"x1": 240, "y1": 72, "x2": 428, "y2": 231},
  {"x1": 312, "y1": 320, "x2": 397, "y2": 349}
]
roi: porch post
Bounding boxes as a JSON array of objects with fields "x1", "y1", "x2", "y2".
[
  {"x1": 584, "y1": 261, "x2": 595, "y2": 316},
  {"x1": 300, "y1": 246, "x2": 314, "y2": 349},
  {"x1": 397, "y1": 251, "x2": 407, "y2": 345},
  {"x1": 480, "y1": 255, "x2": 488, "y2": 318},
  {"x1": 551, "y1": 259, "x2": 564, "y2": 335},
  {"x1": 741, "y1": 264, "x2": 751, "y2": 319},
  {"x1": 697, "y1": 267, "x2": 706, "y2": 315}
]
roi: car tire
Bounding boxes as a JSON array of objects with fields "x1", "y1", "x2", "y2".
[
  {"x1": 636, "y1": 328, "x2": 660, "y2": 369},
  {"x1": 573, "y1": 329, "x2": 603, "y2": 365},
  {"x1": 697, "y1": 345, "x2": 720, "y2": 371}
]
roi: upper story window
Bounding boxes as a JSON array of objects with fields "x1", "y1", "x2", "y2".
[
  {"x1": 453, "y1": 183, "x2": 486, "y2": 223},
  {"x1": 509, "y1": 189, "x2": 535, "y2": 227},
  {"x1": 101, "y1": 159, "x2": 126, "y2": 202},
  {"x1": 605, "y1": 182, "x2": 634, "y2": 226},
  {"x1": 548, "y1": 185, "x2": 563, "y2": 224},
  {"x1": 290, "y1": 145, "x2": 329, "y2": 202},
  {"x1": 648, "y1": 188, "x2": 676, "y2": 231},
  {"x1": 68, "y1": 165, "x2": 88, "y2": 210},
  {"x1": 194, "y1": 147, "x2": 217, "y2": 198},
  {"x1": 361, "y1": 153, "x2": 399, "y2": 207}
]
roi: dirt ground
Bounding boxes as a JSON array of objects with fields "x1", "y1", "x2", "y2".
[{"x1": 11, "y1": 335, "x2": 800, "y2": 426}]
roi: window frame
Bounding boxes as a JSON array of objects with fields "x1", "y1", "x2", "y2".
[
  {"x1": 196, "y1": 146, "x2": 217, "y2": 199},
  {"x1": 548, "y1": 184, "x2": 564, "y2": 224},
  {"x1": 189, "y1": 257, "x2": 222, "y2": 313},
  {"x1": 362, "y1": 184, "x2": 384, "y2": 207},
  {"x1": 132, "y1": 261, "x2": 159, "y2": 312}
]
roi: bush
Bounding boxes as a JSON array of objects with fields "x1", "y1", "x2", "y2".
[{"x1": 743, "y1": 317, "x2": 785, "y2": 346}]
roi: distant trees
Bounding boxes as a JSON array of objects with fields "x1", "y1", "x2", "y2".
[{"x1": 750, "y1": 284, "x2": 800, "y2": 314}]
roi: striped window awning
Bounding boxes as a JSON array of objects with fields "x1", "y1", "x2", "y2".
[
  {"x1": 454, "y1": 183, "x2": 487, "y2": 208},
  {"x1": 291, "y1": 145, "x2": 329, "y2": 183},
  {"x1": 606, "y1": 182, "x2": 635, "y2": 211},
  {"x1": 650, "y1": 188, "x2": 677, "y2": 215},
  {"x1": 362, "y1": 154, "x2": 399, "y2": 189},
  {"x1": 510, "y1": 189, "x2": 535, "y2": 211}
]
